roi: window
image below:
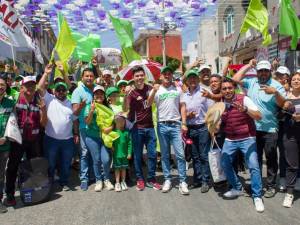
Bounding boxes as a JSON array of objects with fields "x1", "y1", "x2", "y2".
[{"x1": 223, "y1": 6, "x2": 234, "y2": 36}]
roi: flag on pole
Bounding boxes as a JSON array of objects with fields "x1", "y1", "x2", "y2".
[
  {"x1": 0, "y1": 0, "x2": 44, "y2": 64},
  {"x1": 52, "y1": 15, "x2": 76, "y2": 62},
  {"x1": 109, "y1": 13, "x2": 141, "y2": 65},
  {"x1": 240, "y1": 0, "x2": 272, "y2": 46},
  {"x1": 279, "y1": 0, "x2": 300, "y2": 50}
]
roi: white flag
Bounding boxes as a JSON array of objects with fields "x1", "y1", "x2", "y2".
[{"x1": 0, "y1": 0, "x2": 44, "y2": 64}]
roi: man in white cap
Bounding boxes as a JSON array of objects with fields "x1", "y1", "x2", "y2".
[
  {"x1": 232, "y1": 59, "x2": 286, "y2": 198},
  {"x1": 198, "y1": 65, "x2": 211, "y2": 87},
  {"x1": 101, "y1": 69, "x2": 114, "y2": 89},
  {"x1": 274, "y1": 65, "x2": 291, "y2": 192},
  {"x1": 5, "y1": 75, "x2": 48, "y2": 206}
]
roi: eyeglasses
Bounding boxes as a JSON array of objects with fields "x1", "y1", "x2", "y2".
[{"x1": 258, "y1": 69, "x2": 270, "y2": 73}]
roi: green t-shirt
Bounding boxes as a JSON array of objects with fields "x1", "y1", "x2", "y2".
[
  {"x1": 7, "y1": 88, "x2": 20, "y2": 103},
  {"x1": 83, "y1": 104, "x2": 100, "y2": 138},
  {"x1": 110, "y1": 104, "x2": 123, "y2": 115},
  {"x1": 113, "y1": 129, "x2": 132, "y2": 159},
  {"x1": 0, "y1": 97, "x2": 15, "y2": 152}
]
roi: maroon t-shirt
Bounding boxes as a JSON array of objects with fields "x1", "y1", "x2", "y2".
[{"x1": 127, "y1": 84, "x2": 154, "y2": 129}]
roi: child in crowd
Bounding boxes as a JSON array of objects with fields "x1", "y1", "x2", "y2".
[
  {"x1": 113, "y1": 114, "x2": 132, "y2": 192},
  {"x1": 106, "y1": 87, "x2": 122, "y2": 114}
]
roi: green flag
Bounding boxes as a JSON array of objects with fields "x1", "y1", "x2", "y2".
[
  {"x1": 53, "y1": 15, "x2": 76, "y2": 62},
  {"x1": 73, "y1": 33, "x2": 101, "y2": 62},
  {"x1": 240, "y1": 0, "x2": 272, "y2": 46},
  {"x1": 109, "y1": 13, "x2": 134, "y2": 48},
  {"x1": 279, "y1": 0, "x2": 300, "y2": 50},
  {"x1": 109, "y1": 13, "x2": 141, "y2": 65}
]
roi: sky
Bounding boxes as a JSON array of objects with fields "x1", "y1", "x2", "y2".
[{"x1": 89, "y1": 1, "x2": 217, "y2": 50}]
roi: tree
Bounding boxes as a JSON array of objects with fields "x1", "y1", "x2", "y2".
[{"x1": 151, "y1": 56, "x2": 181, "y2": 72}]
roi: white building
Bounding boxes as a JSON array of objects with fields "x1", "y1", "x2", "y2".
[
  {"x1": 183, "y1": 41, "x2": 198, "y2": 65},
  {"x1": 197, "y1": 16, "x2": 221, "y2": 73}
]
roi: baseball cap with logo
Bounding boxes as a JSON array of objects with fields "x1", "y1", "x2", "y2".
[
  {"x1": 256, "y1": 60, "x2": 272, "y2": 71},
  {"x1": 103, "y1": 69, "x2": 112, "y2": 75},
  {"x1": 93, "y1": 85, "x2": 105, "y2": 93},
  {"x1": 21, "y1": 76, "x2": 36, "y2": 85},
  {"x1": 198, "y1": 65, "x2": 211, "y2": 73},
  {"x1": 276, "y1": 66, "x2": 290, "y2": 76}
]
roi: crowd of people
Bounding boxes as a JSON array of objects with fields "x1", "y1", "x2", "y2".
[{"x1": 0, "y1": 56, "x2": 299, "y2": 214}]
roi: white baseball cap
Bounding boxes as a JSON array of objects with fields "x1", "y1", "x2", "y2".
[
  {"x1": 198, "y1": 65, "x2": 211, "y2": 73},
  {"x1": 256, "y1": 60, "x2": 272, "y2": 71},
  {"x1": 21, "y1": 76, "x2": 36, "y2": 85},
  {"x1": 102, "y1": 69, "x2": 112, "y2": 75},
  {"x1": 93, "y1": 85, "x2": 105, "y2": 93},
  {"x1": 276, "y1": 66, "x2": 290, "y2": 76}
]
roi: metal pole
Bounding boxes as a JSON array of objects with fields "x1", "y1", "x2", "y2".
[{"x1": 162, "y1": 0, "x2": 166, "y2": 66}]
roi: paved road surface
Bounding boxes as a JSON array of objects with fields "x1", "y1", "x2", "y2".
[{"x1": 2, "y1": 166, "x2": 300, "y2": 225}]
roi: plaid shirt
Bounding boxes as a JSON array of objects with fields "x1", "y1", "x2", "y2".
[{"x1": 15, "y1": 93, "x2": 41, "y2": 141}]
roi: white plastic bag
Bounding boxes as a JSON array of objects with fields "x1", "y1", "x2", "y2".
[
  {"x1": 208, "y1": 139, "x2": 226, "y2": 183},
  {"x1": 4, "y1": 112, "x2": 22, "y2": 144}
]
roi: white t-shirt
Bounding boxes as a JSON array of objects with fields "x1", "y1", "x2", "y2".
[
  {"x1": 154, "y1": 85, "x2": 181, "y2": 122},
  {"x1": 44, "y1": 92, "x2": 75, "y2": 140}
]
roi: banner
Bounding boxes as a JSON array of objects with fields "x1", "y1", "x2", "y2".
[
  {"x1": 0, "y1": 0, "x2": 44, "y2": 64},
  {"x1": 93, "y1": 48, "x2": 122, "y2": 66}
]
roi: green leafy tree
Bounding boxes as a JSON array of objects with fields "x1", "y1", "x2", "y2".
[{"x1": 151, "y1": 56, "x2": 181, "y2": 72}]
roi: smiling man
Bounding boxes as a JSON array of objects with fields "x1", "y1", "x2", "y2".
[{"x1": 232, "y1": 59, "x2": 286, "y2": 198}]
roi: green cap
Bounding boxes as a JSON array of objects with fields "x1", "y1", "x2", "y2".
[
  {"x1": 185, "y1": 70, "x2": 199, "y2": 79},
  {"x1": 116, "y1": 80, "x2": 128, "y2": 88},
  {"x1": 105, "y1": 86, "x2": 119, "y2": 98},
  {"x1": 161, "y1": 66, "x2": 173, "y2": 74},
  {"x1": 54, "y1": 82, "x2": 68, "y2": 90}
]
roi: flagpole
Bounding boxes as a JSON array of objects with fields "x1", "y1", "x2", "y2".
[
  {"x1": 232, "y1": 33, "x2": 241, "y2": 58},
  {"x1": 277, "y1": 26, "x2": 280, "y2": 58},
  {"x1": 10, "y1": 45, "x2": 16, "y2": 67}
]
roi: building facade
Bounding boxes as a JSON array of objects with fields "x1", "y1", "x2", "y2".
[
  {"x1": 183, "y1": 41, "x2": 198, "y2": 65},
  {"x1": 218, "y1": 0, "x2": 300, "y2": 72}
]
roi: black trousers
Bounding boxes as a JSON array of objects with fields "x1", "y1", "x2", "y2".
[
  {"x1": 283, "y1": 125, "x2": 300, "y2": 194},
  {"x1": 256, "y1": 131, "x2": 278, "y2": 188},
  {"x1": 6, "y1": 140, "x2": 40, "y2": 196}
]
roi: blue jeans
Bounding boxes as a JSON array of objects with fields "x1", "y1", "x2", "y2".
[
  {"x1": 132, "y1": 128, "x2": 157, "y2": 181},
  {"x1": 188, "y1": 125, "x2": 211, "y2": 184},
  {"x1": 221, "y1": 137, "x2": 262, "y2": 198},
  {"x1": 157, "y1": 122, "x2": 187, "y2": 183},
  {"x1": 44, "y1": 135, "x2": 74, "y2": 186},
  {"x1": 80, "y1": 131, "x2": 111, "y2": 182}
]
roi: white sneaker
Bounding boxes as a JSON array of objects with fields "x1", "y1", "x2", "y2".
[
  {"x1": 179, "y1": 182, "x2": 189, "y2": 195},
  {"x1": 283, "y1": 193, "x2": 294, "y2": 208},
  {"x1": 115, "y1": 183, "x2": 121, "y2": 192},
  {"x1": 104, "y1": 180, "x2": 114, "y2": 191},
  {"x1": 94, "y1": 181, "x2": 103, "y2": 192},
  {"x1": 254, "y1": 197, "x2": 264, "y2": 213},
  {"x1": 223, "y1": 189, "x2": 244, "y2": 199},
  {"x1": 278, "y1": 177, "x2": 286, "y2": 192},
  {"x1": 162, "y1": 180, "x2": 172, "y2": 193},
  {"x1": 121, "y1": 181, "x2": 128, "y2": 191},
  {"x1": 295, "y1": 179, "x2": 300, "y2": 191}
]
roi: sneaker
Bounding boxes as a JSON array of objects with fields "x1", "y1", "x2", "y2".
[
  {"x1": 4, "y1": 194, "x2": 16, "y2": 207},
  {"x1": 94, "y1": 181, "x2": 103, "y2": 192},
  {"x1": 80, "y1": 182, "x2": 88, "y2": 191},
  {"x1": 120, "y1": 181, "x2": 128, "y2": 191},
  {"x1": 264, "y1": 187, "x2": 276, "y2": 198},
  {"x1": 282, "y1": 193, "x2": 294, "y2": 208},
  {"x1": 201, "y1": 183, "x2": 210, "y2": 193},
  {"x1": 254, "y1": 197, "x2": 264, "y2": 213},
  {"x1": 136, "y1": 179, "x2": 145, "y2": 191},
  {"x1": 179, "y1": 182, "x2": 190, "y2": 195},
  {"x1": 162, "y1": 180, "x2": 172, "y2": 193},
  {"x1": 278, "y1": 177, "x2": 286, "y2": 192},
  {"x1": 146, "y1": 179, "x2": 161, "y2": 190},
  {"x1": 115, "y1": 183, "x2": 122, "y2": 192},
  {"x1": 295, "y1": 179, "x2": 300, "y2": 191},
  {"x1": 62, "y1": 185, "x2": 71, "y2": 191},
  {"x1": 0, "y1": 201, "x2": 7, "y2": 213},
  {"x1": 104, "y1": 180, "x2": 114, "y2": 191},
  {"x1": 223, "y1": 189, "x2": 244, "y2": 199}
]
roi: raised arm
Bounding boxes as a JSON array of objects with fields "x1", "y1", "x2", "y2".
[
  {"x1": 147, "y1": 84, "x2": 160, "y2": 107},
  {"x1": 232, "y1": 59, "x2": 257, "y2": 84},
  {"x1": 222, "y1": 56, "x2": 233, "y2": 76},
  {"x1": 37, "y1": 64, "x2": 53, "y2": 97}
]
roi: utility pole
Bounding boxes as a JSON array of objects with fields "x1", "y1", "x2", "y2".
[{"x1": 161, "y1": 0, "x2": 166, "y2": 66}]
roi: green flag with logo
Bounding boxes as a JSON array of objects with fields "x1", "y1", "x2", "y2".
[
  {"x1": 240, "y1": 0, "x2": 272, "y2": 46},
  {"x1": 279, "y1": 0, "x2": 300, "y2": 50}
]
